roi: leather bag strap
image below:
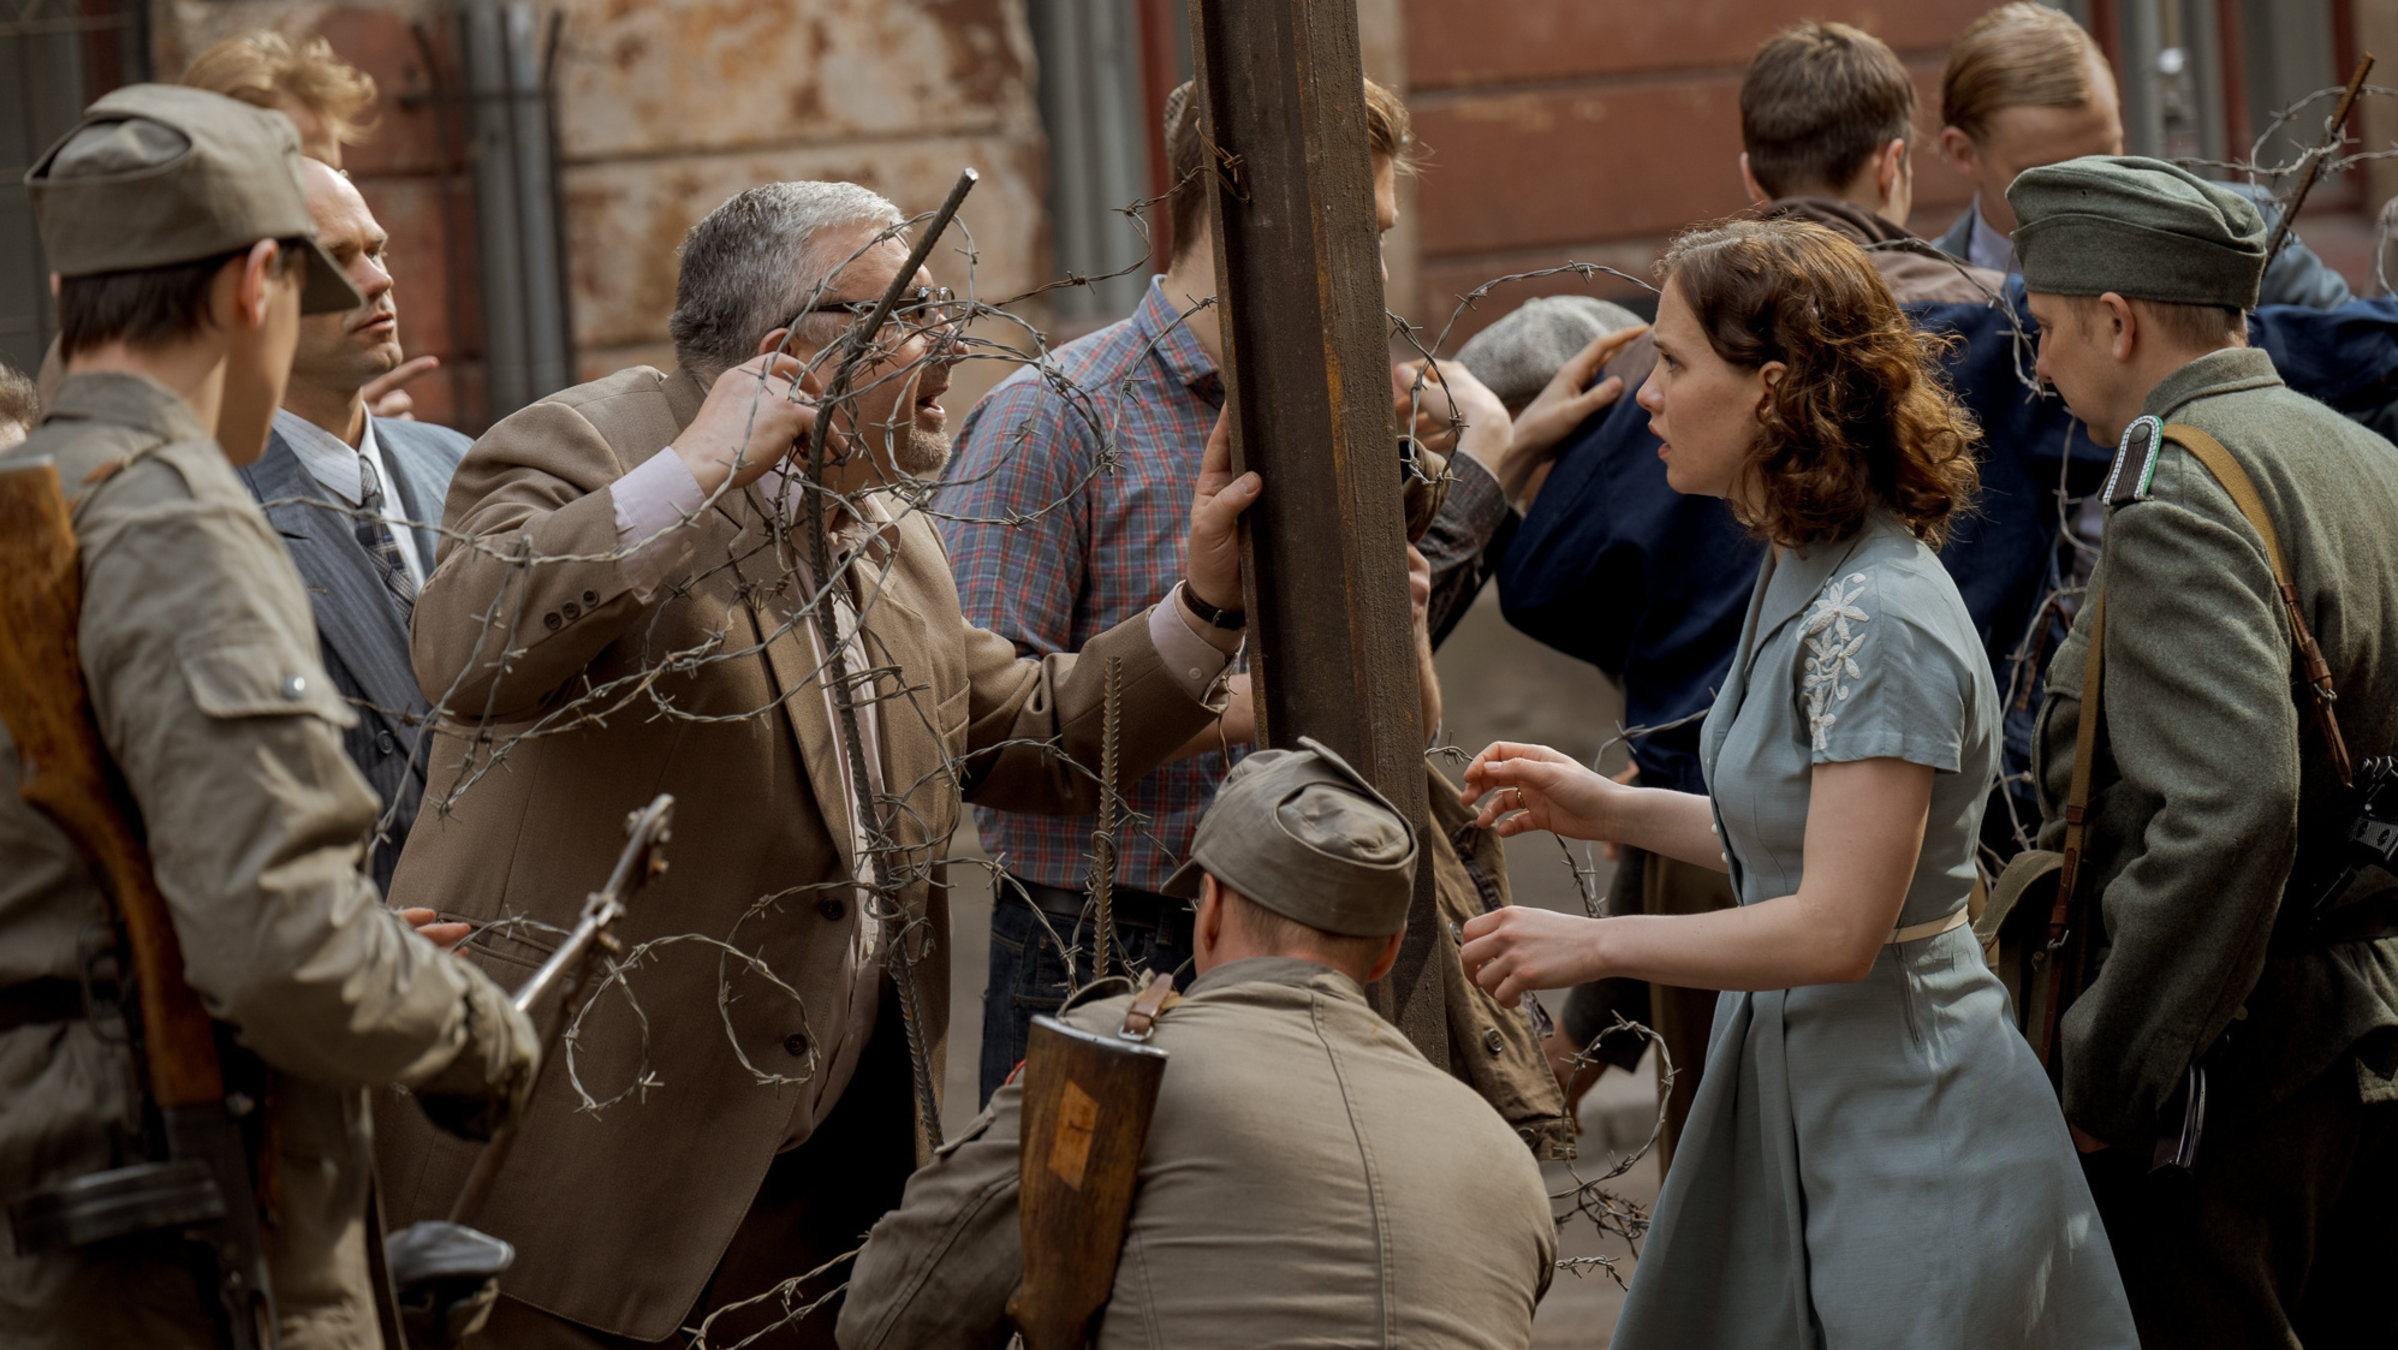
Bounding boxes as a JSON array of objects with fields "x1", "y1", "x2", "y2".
[{"x1": 2161, "y1": 424, "x2": 2353, "y2": 788}]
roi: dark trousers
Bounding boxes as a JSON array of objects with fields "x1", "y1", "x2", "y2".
[
  {"x1": 472, "y1": 1011, "x2": 918, "y2": 1349},
  {"x1": 2082, "y1": 1051, "x2": 2398, "y2": 1349},
  {"x1": 978, "y1": 875, "x2": 1195, "y2": 1105}
]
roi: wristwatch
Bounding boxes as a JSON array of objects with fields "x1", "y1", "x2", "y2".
[{"x1": 1179, "y1": 583, "x2": 1246, "y2": 630}]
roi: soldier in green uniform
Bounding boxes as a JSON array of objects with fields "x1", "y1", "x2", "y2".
[
  {"x1": 2015, "y1": 156, "x2": 2398, "y2": 1346},
  {"x1": 0, "y1": 86, "x2": 537, "y2": 1349}
]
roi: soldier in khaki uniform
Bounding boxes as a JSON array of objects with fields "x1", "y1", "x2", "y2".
[
  {"x1": 0, "y1": 86, "x2": 537, "y2": 1349},
  {"x1": 2015, "y1": 157, "x2": 2398, "y2": 1346},
  {"x1": 837, "y1": 739, "x2": 1556, "y2": 1349}
]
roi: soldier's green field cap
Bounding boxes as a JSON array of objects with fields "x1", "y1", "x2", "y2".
[
  {"x1": 2007, "y1": 154, "x2": 2267, "y2": 310},
  {"x1": 26, "y1": 84, "x2": 361, "y2": 315},
  {"x1": 1162, "y1": 736, "x2": 1418, "y2": 937}
]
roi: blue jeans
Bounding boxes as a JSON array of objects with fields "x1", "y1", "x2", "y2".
[{"x1": 978, "y1": 877, "x2": 1196, "y2": 1105}]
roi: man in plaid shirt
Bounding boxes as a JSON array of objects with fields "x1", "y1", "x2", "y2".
[{"x1": 943, "y1": 78, "x2": 1543, "y2": 1100}]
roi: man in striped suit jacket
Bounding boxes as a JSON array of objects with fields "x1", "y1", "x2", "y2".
[{"x1": 237, "y1": 157, "x2": 465, "y2": 891}]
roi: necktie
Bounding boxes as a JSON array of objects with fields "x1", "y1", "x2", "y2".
[{"x1": 356, "y1": 451, "x2": 419, "y2": 619}]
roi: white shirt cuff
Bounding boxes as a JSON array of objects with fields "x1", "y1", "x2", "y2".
[
  {"x1": 613, "y1": 447, "x2": 708, "y2": 603},
  {"x1": 1150, "y1": 583, "x2": 1240, "y2": 700}
]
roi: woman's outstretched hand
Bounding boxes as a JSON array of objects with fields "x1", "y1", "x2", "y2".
[
  {"x1": 1461, "y1": 741, "x2": 1622, "y2": 841},
  {"x1": 1461, "y1": 906, "x2": 1606, "y2": 1002}
]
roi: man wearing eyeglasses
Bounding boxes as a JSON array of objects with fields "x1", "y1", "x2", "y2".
[{"x1": 374, "y1": 180, "x2": 1258, "y2": 1349}]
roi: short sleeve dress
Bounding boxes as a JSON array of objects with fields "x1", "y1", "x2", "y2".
[{"x1": 1609, "y1": 513, "x2": 2137, "y2": 1348}]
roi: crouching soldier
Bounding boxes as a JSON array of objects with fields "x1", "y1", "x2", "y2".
[
  {"x1": 838, "y1": 738, "x2": 1555, "y2": 1349},
  {"x1": 2014, "y1": 155, "x2": 2398, "y2": 1346},
  {"x1": 0, "y1": 86, "x2": 536, "y2": 1349}
]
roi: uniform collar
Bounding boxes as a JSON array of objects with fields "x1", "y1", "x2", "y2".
[
  {"x1": 2141, "y1": 346, "x2": 2283, "y2": 422},
  {"x1": 42, "y1": 371, "x2": 209, "y2": 446},
  {"x1": 1186, "y1": 954, "x2": 1368, "y2": 1001},
  {"x1": 1132, "y1": 277, "x2": 1223, "y2": 398}
]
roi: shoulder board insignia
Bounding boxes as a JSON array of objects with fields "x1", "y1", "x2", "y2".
[{"x1": 2104, "y1": 414, "x2": 2165, "y2": 507}]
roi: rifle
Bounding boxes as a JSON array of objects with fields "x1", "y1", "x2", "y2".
[
  {"x1": 0, "y1": 457, "x2": 276, "y2": 1349},
  {"x1": 1005, "y1": 982, "x2": 1172, "y2": 1350},
  {"x1": 385, "y1": 793, "x2": 671, "y2": 1349}
]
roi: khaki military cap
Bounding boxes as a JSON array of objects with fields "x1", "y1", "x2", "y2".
[
  {"x1": 2007, "y1": 155, "x2": 2267, "y2": 310},
  {"x1": 1163, "y1": 736, "x2": 1418, "y2": 937},
  {"x1": 26, "y1": 84, "x2": 360, "y2": 314}
]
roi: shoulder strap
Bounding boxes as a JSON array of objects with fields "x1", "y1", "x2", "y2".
[
  {"x1": 2161, "y1": 424, "x2": 2353, "y2": 788},
  {"x1": 2040, "y1": 590, "x2": 2106, "y2": 1069},
  {"x1": 1119, "y1": 972, "x2": 1182, "y2": 1041}
]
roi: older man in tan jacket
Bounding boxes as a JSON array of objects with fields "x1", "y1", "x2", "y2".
[
  {"x1": 376, "y1": 180, "x2": 1256, "y2": 1347},
  {"x1": 838, "y1": 740, "x2": 1556, "y2": 1348}
]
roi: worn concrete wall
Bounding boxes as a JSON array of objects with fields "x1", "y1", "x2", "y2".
[
  {"x1": 154, "y1": 0, "x2": 1049, "y2": 429},
  {"x1": 1401, "y1": 0, "x2": 1991, "y2": 349}
]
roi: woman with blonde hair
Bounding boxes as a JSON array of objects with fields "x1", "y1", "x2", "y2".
[{"x1": 1460, "y1": 218, "x2": 2136, "y2": 1346}]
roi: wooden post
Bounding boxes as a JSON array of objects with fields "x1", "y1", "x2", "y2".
[{"x1": 1187, "y1": 0, "x2": 1446, "y2": 1065}]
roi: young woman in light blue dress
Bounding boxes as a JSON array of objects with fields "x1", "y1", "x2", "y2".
[{"x1": 1459, "y1": 218, "x2": 2136, "y2": 1348}]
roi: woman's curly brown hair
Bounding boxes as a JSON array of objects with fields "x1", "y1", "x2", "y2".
[{"x1": 1659, "y1": 218, "x2": 1980, "y2": 547}]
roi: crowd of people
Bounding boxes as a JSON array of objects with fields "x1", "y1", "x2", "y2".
[{"x1": 4, "y1": 6, "x2": 2397, "y2": 1349}]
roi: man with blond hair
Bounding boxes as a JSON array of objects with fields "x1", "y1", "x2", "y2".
[
  {"x1": 183, "y1": 29, "x2": 377, "y2": 166},
  {"x1": 1934, "y1": 2, "x2": 2347, "y2": 309}
]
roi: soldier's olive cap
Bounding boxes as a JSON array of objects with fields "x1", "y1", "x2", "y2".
[
  {"x1": 2007, "y1": 155, "x2": 2267, "y2": 310},
  {"x1": 1162, "y1": 736, "x2": 1418, "y2": 937},
  {"x1": 26, "y1": 85, "x2": 360, "y2": 315}
]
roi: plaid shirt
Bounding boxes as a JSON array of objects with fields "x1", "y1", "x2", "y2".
[{"x1": 938, "y1": 279, "x2": 1230, "y2": 893}]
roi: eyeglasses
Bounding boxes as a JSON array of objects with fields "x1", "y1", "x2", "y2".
[{"x1": 797, "y1": 285, "x2": 965, "y2": 339}]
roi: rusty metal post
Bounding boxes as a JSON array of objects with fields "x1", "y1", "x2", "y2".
[{"x1": 1186, "y1": 0, "x2": 1445, "y2": 1066}]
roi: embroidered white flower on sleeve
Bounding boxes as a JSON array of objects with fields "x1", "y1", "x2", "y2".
[{"x1": 1801, "y1": 572, "x2": 1871, "y2": 752}]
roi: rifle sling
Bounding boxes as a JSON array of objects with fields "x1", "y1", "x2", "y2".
[{"x1": 1119, "y1": 976, "x2": 1182, "y2": 1041}]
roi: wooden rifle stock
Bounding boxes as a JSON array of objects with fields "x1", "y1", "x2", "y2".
[
  {"x1": 0, "y1": 457, "x2": 276, "y2": 1348},
  {"x1": 0, "y1": 458, "x2": 223, "y2": 1109},
  {"x1": 1006, "y1": 1013, "x2": 1168, "y2": 1350}
]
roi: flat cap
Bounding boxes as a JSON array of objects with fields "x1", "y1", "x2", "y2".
[
  {"x1": 1163, "y1": 737, "x2": 1417, "y2": 937},
  {"x1": 1458, "y1": 295, "x2": 1646, "y2": 413},
  {"x1": 27, "y1": 84, "x2": 359, "y2": 314},
  {"x1": 2007, "y1": 155, "x2": 2266, "y2": 310}
]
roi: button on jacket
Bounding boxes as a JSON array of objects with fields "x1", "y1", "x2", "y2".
[
  {"x1": 377, "y1": 364, "x2": 1226, "y2": 1340},
  {"x1": 837, "y1": 957, "x2": 1556, "y2": 1349},
  {"x1": 0, "y1": 374, "x2": 519, "y2": 1350}
]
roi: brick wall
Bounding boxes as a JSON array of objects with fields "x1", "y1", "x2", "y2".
[
  {"x1": 154, "y1": 0, "x2": 1048, "y2": 432},
  {"x1": 1401, "y1": 0, "x2": 1994, "y2": 346}
]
